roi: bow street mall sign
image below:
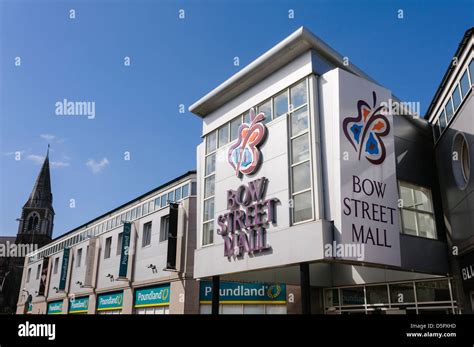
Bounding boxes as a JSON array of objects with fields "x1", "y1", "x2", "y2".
[{"x1": 217, "y1": 177, "x2": 279, "y2": 258}]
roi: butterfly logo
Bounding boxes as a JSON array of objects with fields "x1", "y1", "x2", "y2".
[
  {"x1": 342, "y1": 91, "x2": 390, "y2": 165},
  {"x1": 228, "y1": 108, "x2": 267, "y2": 177}
]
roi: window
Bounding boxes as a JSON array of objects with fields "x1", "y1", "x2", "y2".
[
  {"x1": 203, "y1": 131, "x2": 216, "y2": 245},
  {"x1": 160, "y1": 195, "x2": 167, "y2": 207},
  {"x1": 257, "y1": 99, "x2": 272, "y2": 124},
  {"x1": 290, "y1": 80, "x2": 307, "y2": 109},
  {"x1": 53, "y1": 257, "x2": 59, "y2": 274},
  {"x1": 445, "y1": 98, "x2": 454, "y2": 123},
  {"x1": 438, "y1": 109, "x2": 447, "y2": 134},
  {"x1": 76, "y1": 248, "x2": 82, "y2": 268},
  {"x1": 289, "y1": 79, "x2": 313, "y2": 224},
  {"x1": 143, "y1": 202, "x2": 149, "y2": 215},
  {"x1": 160, "y1": 216, "x2": 170, "y2": 242},
  {"x1": 154, "y1": 197, "x2": 160, "y2": 209},
  {"x1": 148, "y1": 200, "x2": 155, "y2": 213},
  {"x1": 399, "y1": 181, "x2": 436, "y2": 239},
  {"x1": 230, "y1": 116, "x2": 242, "y2": 141},
  {"x1": 36, "y1": 264, "x2": 41, "y2": 280},
  {"x1": 191, "y1": 182, "x2": 197, "y2": 195},
  {"x1": 104, "y1": 237, "x2": 112, "y2": 259},
  {"x1": 116, "y1": 232, "x2": 123, "y2": 256},
  {"x1": 27, "y1": 268, "x2": 31, "y2": 283},
  {"x1": 469, "y1": 59, "x2": 474, "y2": 86},
  {"x1": 182, "y1": 184, "x2": 189, "y2": 198},
  {"x1": 136, "y1": 205, "x2": 142, "y2": 218},
  {"x1": 142, "y1": 222, "x2": 152, "y2": 247},
  {"x1": 167, "y1": 191, "x2": 175, "y2": 203},
  {"x1": 126, "y1": 210, "x2": 131, "y2": 222},
  {"x1": 452, "y1": 85, "x2": 462, "y2": 111},
  {"x1": 131, "y1": 207, "x2": 136, "y2": 220},
  {"x1": 273, "y1": 90, "x2": 288, "y2": 118},
  {"x1": 206, "y1": 131, "x2": 217, "y2": 153},
  {"x1": 218, "y1": 123, "x2": 229, "y2": 147},
  {"x1": 460, "y1": 70, "x2": 470, "y2": 97},
  {"x1": 175, "y1": 187, "x2": 182, "y2": 201}
]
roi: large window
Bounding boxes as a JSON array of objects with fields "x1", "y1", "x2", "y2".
[
  {"x1": 289, "y1": 79, "x2": 313, "y2": 223},
  {"x1": 160, "y1": 216, "x2": 170, "y2": 242},
  {"x1": 116, "y1": 232, "x2": 123, "y2": 255},
  {"x1": 53, "y1": 257, "x2": 59, "y2": 274},
  {"x1": 399, "y1": 181, "x2": 436, "y2": 239},
  {"x1": 202, "y1": 132, "x2": 216, "y2": 246},
  {"x1": 142, "y1": 222, "x2": 152, "y2": 247},
  {"x1": 76, "y1": 248, "x2": 82, "y2": 268},
  {"x1": 104, "y1": 237, "x2": 112, "y2": 259},
  {"x1": 26, "y1": 268, "x2": 31, "y2": 283}
]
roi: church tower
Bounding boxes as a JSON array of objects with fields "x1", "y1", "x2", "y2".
[{"x1": 15, "y1": 146, "x2": 54, "y2": 248}]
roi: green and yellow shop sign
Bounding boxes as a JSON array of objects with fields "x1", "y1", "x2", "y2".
[
  {"x1": 97, "y1": 291, "x2": 123, "y2": 312},
  {"x1": 47, "y1": 300, "x2": 63, "y2": 314},
  {"x1": 200, "y1": 281, "x2": 286, "y2": 304},
  {"x1": 134, "y1": 284, "x2": 170, "y2": 308},
  {"x1": 69, "y1": 296, "x2": 89, "y2": 314}
]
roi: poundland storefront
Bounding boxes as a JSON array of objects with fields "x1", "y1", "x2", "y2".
[
  {"x1": 97, "y1": 291, "x2": 123, "y2": 315},
  {"x1": 134, "y1": 284, "x2": 170, "y2": 314},
  {"x1": 189, "y1": 27, "x2": 453, "y2": 314}
]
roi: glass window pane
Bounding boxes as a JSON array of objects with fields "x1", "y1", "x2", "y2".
[
  {"x1": 243, "y1": 305, "x2": 264, "y2": 314},
  {"x1": 243, "y1": 111, "x2": 250, "y2": 124},
  {"x1": 202, "y1": 221, "x2": 214, "y2": 245},
  {"x1": 293, "y1": 191, "x2": 312, "y2": 223},
  {"x1": 292, "y1": 161, "x2": 311, "y2": 192},
  {"x1": 221, "y1": 304, "x2": 241, "y2": 314},
  {"x1": 265, "y1": 305, "x2": 286, "y2": 314},
  {"x1": 445, "y1": 99, "x2": 454, "y2": 122},
  {"x1": 175, "y1": 187, "x2": 182, "y2": 201},
  {"x1": 400, "y1": 185, "x2": 414, "y2": 208},
  {"x1": 206, "y1": 131, "x2": 217, "y2": 153},
  {"x1": 291, "y1": 106, "x2": 309, "y2": 137},
  {"x1": 290, "y1": 80, "x2": 307, "y2": 109},
  {"x1": 203, "y1": 199, "x2": 214, "y2": 222},
  {"x1": 218, "y1": 124, "x2": 229, "y2": 147},
  {"x1": 143, "y1": 203, "x2": 149, "y2": 215},
  {"x1": 366, "y1": 285, "x2": 388, "y2": 305},
  {"x1": 389, "y1": 283, "x2": 415, "y2": 304},
  {"x1": 452, "y1": 85, "x2": 462, "y2": 111},
  {"x1": 416, "y1": 213, "x2": 436, "y2": 239},
  {"x1": 182, "y1": 184, "x2": 189, "y2": 198},
  {"x1": 469, "y1": 60, "x2": 474, "y2": 86},
  {"x1": 160, "y1": 195, "x2": 167, "y2": 208},
  {"x1": 230, "y1": 117, "x2": 242, "y2": 141},
  {"x1": 149, "y1": 201, "x2": 154, "y2": 212},
  {"x1": 167, "y1": 191, "x2": 175, "y2": 203},
  {"x1": 416, "y1": 280, "x2": 450, "y2": 302},
  {"x1": 413, "y1": 187, "x2": 433, "y2": 212},
  {"x1": 439, "y1": 110, "x2": 447, "y2": 132},
  {"x1": 257, "y1": 100, "x2": 272, "y2": 124},
  {"x1": 154, "y1": 198, "x2": 160, "y2": 209},
  {"x1": 291, "y1": 134, "x2": 310, "y2": 164},
  {"x1": 200, "y1": 305, "x2": 211, "y2": 314},
  {"x1": 341, "y1": 287, "x2": 365, "y2": 306},
  {"x1": 205, "y1": 153, "x2": 216, "y2": 175},
  {"x1": 204, "y1": 175, "x2": 215, "y2": 198},
  {"x1": 460, "y1": 70, "x2": 470, "y2": 97},
  {"x1": 402, "y1": 210, "x2": 417, "y2": 235},
  {"x1": 273, "y1": 90, "x2": 288, "y2": 118}
]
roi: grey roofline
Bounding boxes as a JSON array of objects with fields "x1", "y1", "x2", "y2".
[{"x1": 189, "y1": 26, "x2": 380, "y2": 118}]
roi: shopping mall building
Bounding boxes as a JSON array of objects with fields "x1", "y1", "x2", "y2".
[
  {"x1": 17, "y1": 27, "x2": 472, "y2": 315},
  {"x1": 189, "y1": 27, "x2": 469, "y2": 314}
]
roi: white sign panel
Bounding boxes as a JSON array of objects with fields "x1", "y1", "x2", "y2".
[{"x1": 337, "y1": 69, "x2": 401, "y2": 267}]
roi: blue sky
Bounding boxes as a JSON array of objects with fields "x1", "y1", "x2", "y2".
[{"x1": 1, "y1": 0, "x2": 472, "y2": 238}]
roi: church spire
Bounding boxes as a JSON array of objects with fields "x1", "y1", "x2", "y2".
[{"x1": 24, "y1": 146, "x2": 53, "y2": 209}]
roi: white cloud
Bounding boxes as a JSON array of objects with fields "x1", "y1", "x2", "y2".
[
  {"x1": 86, "y1": 158, "x2": 109, "y2": 174},
  {"x1": 40, "y1": 134, "x2": 56, "y2": 141},
  {"x1": 27, "y1": 154, "x2": 45, "y2": 164},
  {"x1": 27, "y1": 154, "x2": 69, "y2": 168}
]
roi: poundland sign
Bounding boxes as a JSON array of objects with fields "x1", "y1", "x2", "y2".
[
  {"x1": 47, "y1": 301, "x2": 63, "y2": 315},
  {"x1": 97, "y1": 291, "x2": 123, "y2": 311},
  {"x1": 199, "y1": 281, "x2": 286, "y2": 304},
  {"x1": 69, "y1": 296, "x2": 89, "y2": 314},
  {"x1": 134, "y1": 284, "x2": 170, "y2": 308}
]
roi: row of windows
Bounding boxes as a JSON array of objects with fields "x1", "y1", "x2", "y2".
[
  {"x1": 27, "y1": 216, "x2": 172, "y2": 283},
  {"x1": 28, "y1": 181, "x2": 195, "y2": 264},
  {"x1": 434, "y1": 58, "x2": 473, "y2": 140},
  {"x1": 201, "y1": 78, "x2": 312, "y2": 246}
]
